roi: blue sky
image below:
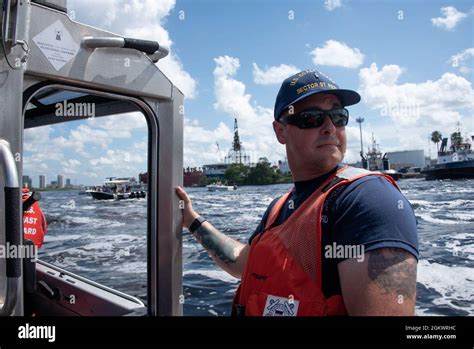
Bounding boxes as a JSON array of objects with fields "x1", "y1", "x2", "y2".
[{"x1": 24, "y1": 0, "x2": 473, "y2": 186}]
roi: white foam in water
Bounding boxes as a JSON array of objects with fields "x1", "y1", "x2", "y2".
[
  {"x1": 417, "y1": 260, "x2": 474, "y2": 314},
  {"x1": 41, "y1": 246, "x2": 114, "y2": 263},
  {"x1": 417, "y1": 212, "x2": 459, "y2": 225},
  {"x1": 446, "y1": 212, "x2": 474, "y2": 222},
  {"x1": 208, "y1": 309, "x2": 218, "y2": 316},
  {"x1": 410, "y1": 199, "x2": 433, "y2": 207},
  {"x1": 239, "y1": 213, "x2": 259, "y2": 222},
  {"x1": 102, "y1": 233, "x2": 141, "y2": 242},
  {"x1": 451, "y1": 233, "x2": 474, "y2": 240},
  {"x1": 80, "y1": 241, "x2": 114, "y2": 251},
  {"x1": 80, "y1": 205, "x2": 96, "y2": 210},
  {"x1": 62, "y1": 215, "x2": 101, "y2": 225},
  {"x1": 113, "y1": 261, "x2": 146, "y2": 274},
  {"x1": 444, "y1": 234, "x2": 474, "y2": 260},
  {"x1": 444, "y1": 199, "x2": 473, "y2": 208},
  {"x1": 415, "y1": 307, "x2": 441, "y2": 316},
  {"x1": 184, "y1": 269, "x2": 240, "y2": 284},
  {"x1": 44, "y1": 234, "x2": 82, "y2": 242}
]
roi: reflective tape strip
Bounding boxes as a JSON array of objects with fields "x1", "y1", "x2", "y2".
[{"x1": 336, "y1": 166, "x2": 379, "y2": 180}]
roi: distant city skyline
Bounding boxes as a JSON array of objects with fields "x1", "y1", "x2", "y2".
[
  {"x1": 23, "y1": 174, "x2": 76, "y2": 189},
  {"x1": 23, "y1": 0, "x2": 473, "y2": 186}
]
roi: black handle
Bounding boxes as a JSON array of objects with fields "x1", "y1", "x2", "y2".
[
  {"x1": 4, "y1": 187, "x2": 21, "y2": 278},
  {"x1": 123, "y1": 38, "x2": 160, "y2": 55}
]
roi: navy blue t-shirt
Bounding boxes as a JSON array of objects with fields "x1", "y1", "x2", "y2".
[{"x1": 248, "y1": 165, "x2": 419, "y2": 298}]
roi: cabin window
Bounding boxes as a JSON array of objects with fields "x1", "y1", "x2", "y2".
[{"x1": 23, "y1": 87, "x2": 149, "y2": 304}]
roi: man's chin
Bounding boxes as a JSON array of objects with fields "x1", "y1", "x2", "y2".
[
  {"x1": 313, "y1": 154, "x2": 342, "y2": 170},
  {"x1": 316, "y1": 146, "x2": 343, "y2": 160}
]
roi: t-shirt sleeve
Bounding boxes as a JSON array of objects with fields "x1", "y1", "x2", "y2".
[
  {"x1": 332, "y1": 176, "x2": 419, "y2": 261},
  {"x1": 248, "y1": 197, "x2": 280, "y2": 245}
]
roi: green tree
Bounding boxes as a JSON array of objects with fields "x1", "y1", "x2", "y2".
[
  {"x1": 224, "y1": 163, "x2": 249, "y2": 185},
  {"x1": 431, "y1": 131, "x2": 442, "y2": 152},
  {"x1": 198, "y1": 175, "x2": 211, "y2": 187},
  {"x1": 246, "y1": 160, "x2": 278, "y2": 185}
]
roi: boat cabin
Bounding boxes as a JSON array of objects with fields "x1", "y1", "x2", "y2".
[{"x1": 0, "y1": 0, "x2": 183, "y2": 316}]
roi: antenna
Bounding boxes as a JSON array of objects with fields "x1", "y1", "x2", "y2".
[
  {"x1": 428, "y1": 135, "x2": 431, "y2": 159},
  {"x1": 356, "y1": 117, "x2": 364, "y2": 158},
  {"x1": 216, "y1": 141, "x2": 221, "y2": 161}
]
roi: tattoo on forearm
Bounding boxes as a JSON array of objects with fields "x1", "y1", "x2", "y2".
[
  {"x1": 193, "y1": 224, "x2": 240, "y2": 266},
  {"x1": 368, "y1": 248, "x2": 417, "y2": 299}
]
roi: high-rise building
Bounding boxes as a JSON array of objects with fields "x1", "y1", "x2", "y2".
[
  {"x1": 39, "y1": 175, "x2": 46, "y2": 189},
  {"x1": 66, "y1": 178, "x2": 72, "y2": 187},
  {"x1": 386, "y1": 150, "x2": 425, "y2": 170},
  {"x1": 57, "y1": 174, "x2": 64, "y2": 188},
  {"x1": 22, "y1": 175, "x2": 32, "y2": 188}
]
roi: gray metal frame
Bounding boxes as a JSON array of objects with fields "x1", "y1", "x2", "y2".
[
  {"x1": 0, "y1": 140, "x2": 20, "y2": 316},
  {"x1": 1, "y1": 0, "x2": 184, "y2": 316}
]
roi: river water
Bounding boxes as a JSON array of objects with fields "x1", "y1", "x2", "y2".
[{"x1": 38, "y1": 179, "x2": 474, "y2": 316}]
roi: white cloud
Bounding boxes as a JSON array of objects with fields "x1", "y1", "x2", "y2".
[
  {"x1": 68, "y1": 0, "x2": 119, "y2": 27},
  {"x1": 68, "y1": 0, "x2": 197, "y2": 99},
  {"x1": 183, "y1": 118, "x2": 233, "y2": 167},
  {"x1": 61, "y1": 159, "x2": 81, "y2": 174},
  {"x1": 47, "y1": 113, "x2": 148, "y2": 157},
  {"x1": 87, "y1": 112, "x2": 147, "y2": 133},
  {"x1": 62, "y1": 159, "x2": 81, "y2": 168},
  {"x1": 343, "y1": 126, "x2": 372, "y2": 163},
  {"x1": 24, "y1": 126, "x2": 66, "y2": 164},
  {"x1": 431, "y1": 6, "x2": 468, "y2": 31},
  {"x1": 89, "y1": 149, "x2": 146, "y2": 167},
  {"x1": 311, "y1": 40, "x2": 364, "y2": 69},
  {"x1": 252, "y1": 63, "x2": 300, "y2": 85},
  {"x1": 23, "y1": 113, "x2": 149, "y2": 186},
  {"x1": 69, "y1": 125, "x2": 112, "y2": 150},
  {"x1": 121, "y1": 0, "x2": 176, "y2": 24},
  {"x1": 358, "y1": 62, "x2": 474, "y2": 133},
  {"x1": 212, "y1": 56, "x2": 285, "y2": 164},
  {"x1": 324, "y1": 0, "x2": 342, "y2": 11},
  {"x1": 449, "y1": 48, "x2": 474, "y2": 75},
  {"x1": 354, "y1": 68, "x2": 474, "y2": 161},
  {"x1": 23, "y1": 125, "x2": 53, "y2": 152}
]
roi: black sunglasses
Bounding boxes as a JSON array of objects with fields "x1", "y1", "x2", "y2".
[{"x1": 279, "y1": 107, "x2": 349, "y2": 129}]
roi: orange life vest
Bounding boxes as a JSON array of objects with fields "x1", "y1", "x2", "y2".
[
  {"x1": 233, "y1": 165, "x2": 399, "y2": 316},
  {"x1": 22, "y1": 188, "x2": 47, "y2": 248}
]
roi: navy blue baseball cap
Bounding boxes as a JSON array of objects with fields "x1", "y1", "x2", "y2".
[{"x1": 274, "y1": 69, "x2": 361, "y2": 120}]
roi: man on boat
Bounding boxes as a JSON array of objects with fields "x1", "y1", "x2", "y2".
[{"x1": 176, "y1": 69, "x2": 418, "y2": 316}]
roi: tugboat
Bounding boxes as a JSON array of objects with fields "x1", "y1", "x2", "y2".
[
  {"x1": 89, "y1": 177, "x2": 146, "y2": 200},
  {"x1": 422, "y1": 126, "x2": 474, "y2": 180},
  {"x1": 361, "y1": 134, "x2": 402, "y2": 181}
]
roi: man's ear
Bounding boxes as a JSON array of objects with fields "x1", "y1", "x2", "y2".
[{"x1": 273, "y1": 120, "x2": 287, "y2": 145}]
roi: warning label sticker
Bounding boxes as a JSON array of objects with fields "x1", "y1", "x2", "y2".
[{"x1": 32, "y1": 20, "x2": 79, "y2": 71}]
